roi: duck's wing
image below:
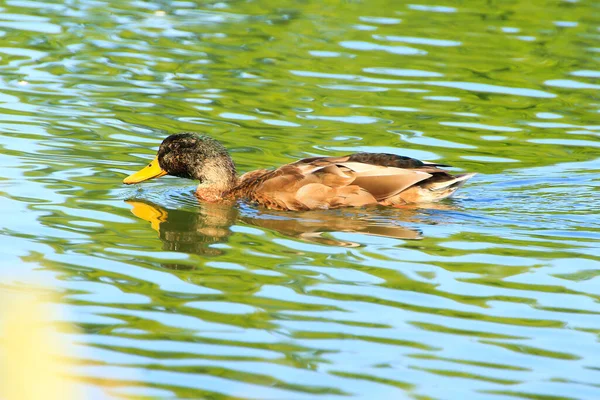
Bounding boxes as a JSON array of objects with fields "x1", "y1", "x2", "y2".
[
  {"x1": 227, "y1": 153, "x2": 454, "y2": 210},
  {"x1": 336, "y1": 153, "x2": 475, "y2": 204},
  {"x1": 333, "y1": 153, "x2": 454, "y2": 201},
  {"x1": 337, "y1": 161, "x2": 433, "y2": 201},
  {"x1": 227, "y1": 159, "x2": 376, "y2": 210}
]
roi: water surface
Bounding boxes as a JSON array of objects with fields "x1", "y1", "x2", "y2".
[{"x1": 1, "y1": 0, "x2": 599, "y2": 399}]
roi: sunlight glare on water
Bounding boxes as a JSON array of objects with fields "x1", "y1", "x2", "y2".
[{"x1": 0, "y1": 0, "x2": 599, "y2": 399}]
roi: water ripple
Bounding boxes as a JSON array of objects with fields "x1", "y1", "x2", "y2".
[{"x1": 0, "y1": 0, "x2": 599, "y2": 398}]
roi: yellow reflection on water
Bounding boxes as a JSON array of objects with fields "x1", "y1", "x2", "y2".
[{"x1": 0, "y1": 288, "x2": 81, "y2": 400}]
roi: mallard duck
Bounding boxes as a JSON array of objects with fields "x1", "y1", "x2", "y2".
[{"x1": 123, "y1": 132, "x2": 475, "y2": 211}]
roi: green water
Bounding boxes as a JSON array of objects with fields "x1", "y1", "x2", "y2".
[{"x1": 1, "y1": 0, "x2": 599, "y2": 398}]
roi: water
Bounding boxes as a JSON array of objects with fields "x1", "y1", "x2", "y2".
[{"x1": 1, "y1": 0, "x2": 599, "y2": 398}]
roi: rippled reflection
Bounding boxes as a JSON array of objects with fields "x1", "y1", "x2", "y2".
[{"x1": 126, "y1": 200, "x2": 423, "y2": 258}]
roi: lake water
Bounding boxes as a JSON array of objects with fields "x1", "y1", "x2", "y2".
[{"x1": 1, "y1": 0, "x2": 599, "y2": 398}]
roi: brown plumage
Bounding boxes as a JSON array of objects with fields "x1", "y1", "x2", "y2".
[{"x1": 123, "y1": 132, "x2": 476, "y2": 211}]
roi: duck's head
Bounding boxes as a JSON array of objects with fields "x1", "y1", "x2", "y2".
[{"x1": 123, "y1": 132, "x2": 237, "y2": 189}]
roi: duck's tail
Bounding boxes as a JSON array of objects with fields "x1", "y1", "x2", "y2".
[
  {"x1": 424, "y1": 172, "x2": 477, "y2": 200},
  {"x1": 429, "y1": 172, "x2": 477, "y2": 191},
  {"x1": 393, "y1": 172, "x2": 477, "y2": 203}
]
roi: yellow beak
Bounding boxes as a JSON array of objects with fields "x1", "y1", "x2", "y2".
[{"x1": 123, "y1": 156, "x2": 168, "y2": 184}]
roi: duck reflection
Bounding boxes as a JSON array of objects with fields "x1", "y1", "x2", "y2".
[
  {"x1": 125, "y1": 200, "x2": 423, "y2": 259},
  {"x1": 127, "y1": 200, "x2": 236, "y2": 257}
]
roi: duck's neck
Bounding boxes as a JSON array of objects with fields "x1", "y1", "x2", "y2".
[{"x1": 194, "y1": 157, "x2": 238, "y2": 202}]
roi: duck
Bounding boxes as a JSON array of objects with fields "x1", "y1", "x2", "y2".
[{"x1": 123, "y1": 132, "x2": 476, "y2": 211}]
